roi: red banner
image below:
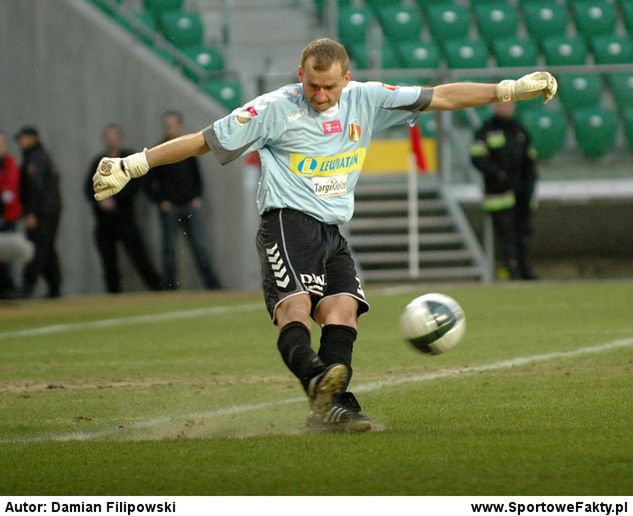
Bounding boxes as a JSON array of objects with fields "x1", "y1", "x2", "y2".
[{"x1": 409, "y1": 123, "x2": 427, "y2": 173}]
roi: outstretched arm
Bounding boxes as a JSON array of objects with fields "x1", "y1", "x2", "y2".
[
  {"x1": 427, "y1": 71, "x2": 557, "y2": 111},
  {"x1": 145, "y1": 131, "x2": 209, "y2": 167},
  {"x1": 93, "y1": 131, "x2": 210, "y2": 200},
  {"x1": 428, "y1": 82, "x2": 497, "y2": 111}
]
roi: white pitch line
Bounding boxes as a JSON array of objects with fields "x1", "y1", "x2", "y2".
[
  {"x1": 0, "y1": 303, "x2": 262, "y2": 340},
  {"x1": 0, "y1": 285, "x2": 412, "y2": 341},
  {"x1": 2, "y1": 336, "x2": 632, "y2": 445}
]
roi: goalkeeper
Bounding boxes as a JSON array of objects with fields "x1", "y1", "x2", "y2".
[{"x1": 93, "y1": 38, "x2": 556, "y2": 433}]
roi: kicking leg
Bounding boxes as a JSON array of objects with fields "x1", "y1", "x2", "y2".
[
  {"x1": 311, "y1": 295, "x2": 372, "y2": 432},
  {"x1": 275, "y1": 294, "x2": 347, "y2": 416}
]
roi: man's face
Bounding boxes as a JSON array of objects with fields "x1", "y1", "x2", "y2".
[
  {"x1": 163, "y1": 115, "x2": 183, "y2": 140},
  {"x1": 495, "y1": 101, "x2": 516, "y2": 119},
  {"x1": 298, "y1": 57, "x2": 350, "y2": 113},
  {"x1": 17, "y1": 134, "x2": 36, "y2": 152},
  {"x1": 104, "y1": 127, "x2": 122, "y2": 149}
]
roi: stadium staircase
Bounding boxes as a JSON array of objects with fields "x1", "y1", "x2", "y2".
[{"x1": 348, "y1": 181, "x2": 488, "y2": 282}]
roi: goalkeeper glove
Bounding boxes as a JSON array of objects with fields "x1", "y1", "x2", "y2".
[
  {"x1": 496, "y1": 71, "x2": 558, "y2": 103},
  {"x1": 93, "y1": 150, "x2": 149, "y2": 201}
]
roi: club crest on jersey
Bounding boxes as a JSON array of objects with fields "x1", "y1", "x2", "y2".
[
  {"x1": 322, "y1": 120, "x2": 342, "y2": 135},
  {"x1": 349, "y1": 123, "x2": 361, "y2": 142},
  {"x1": 235, "y1": 105, "x2": 258, "y2": 126}
]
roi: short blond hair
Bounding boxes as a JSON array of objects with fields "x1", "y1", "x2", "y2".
[{"x1": 301, "y1": 38, "x2": 349, "y2": 74}]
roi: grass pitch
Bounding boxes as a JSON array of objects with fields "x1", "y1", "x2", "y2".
[{"x1": 1, "y1": 281, "x2": 632, "y2": 495}]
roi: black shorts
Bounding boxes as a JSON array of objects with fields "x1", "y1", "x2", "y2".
[{"x1": 256, "y1": 208, "x2": 369, "y2": 323}]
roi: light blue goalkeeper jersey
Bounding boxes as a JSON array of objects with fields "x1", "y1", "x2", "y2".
[{"x1": 203, "y1": 81, "x2": 432, "y2": 225}]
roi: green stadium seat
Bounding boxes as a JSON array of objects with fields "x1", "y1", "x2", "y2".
[
  {"x1": 416, "y1": 0, "x2": 457, "y2": 12},
  {"x1": 474, "y1": 3, "x2": 518, "y2": 43},
  {"x1": 427, "y1": 4, "x2": 469, "y2": 45},
  {"x1": 181, "y1": 47, "x2": 224, "y2": 81},
  {"x1": 571, "y1": 1, "x2": 617, "y2": 39},
  {"x1": 523, "y1": 2, "x2": 568, "y2": 41},
  {"x1": 366, "y1": 0, "x2": 395, "y2": 8},
  {"x1": 492, "y1": 38, "x2": 538, "y2": 67},
  {"x1": 514, "y1": 96, "x2": 544, "y2": 119},
  {"x1": 338, "y1": 6, "x2": 370, "y2": 46},
  {"x1": 622, "y1": 107, "x2": 633, "y2": 151},
  {"x1": 541, "y1": 36, "x2": 588, "y2": 66},
  {"x1": 591, "y1": 35, "x2": 633, "y2": 64},
  {"x1": 397, "y1": 41, "x2": 440, "y2": 68},
  {"x1": 518, "y1": 0, "x2": 557, "y2": 6},
  {"x1": 204, "y1": 79, "x2": 242, "y2": 111},
  {"x1": 622, "y1": 1, "x2": 633, "y2": 35},
  {"x1": 384, "y1": 75, "x2": 428, "y2": 87},
  {"x1": 606, "y1": 73, "x2": 633, "y2": 109},
  {"x1": 396, "y1": 41, "x2": 440, "y2": 84},
  {"x1": 443, "y1": 38, "x2": 489, "y2": 69},
  {"x1": 376, "y1": 42, "x2": 402, "y2": 69},
  {"x1": 349, "y1": 43, "x2": 369, "y2": 69},
  {"x1": 558, "y1": 74, "x2": 603, "y2": 111},
  {"x1": 159, "y1": 11, "x2": 204, "y2": 49},
  {"x1": 349, "y1": 42, "x2": 401, "y2": 71},
  {"x1": 143, "y1": 0, "x2": 181, "y2": 17},
  {"x1": 572, "y1": 107, "x2": 617, "y2": 158},
  {"x1": 520, "y1": 109, "x2": 567, "y2": 160},
  {"x1": 375, "y1": 5, "x2": 423, "y2": 43}
]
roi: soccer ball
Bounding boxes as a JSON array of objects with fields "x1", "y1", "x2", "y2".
[{"x1": 400, "y1": 293, "x2": 466, "y2": 354}]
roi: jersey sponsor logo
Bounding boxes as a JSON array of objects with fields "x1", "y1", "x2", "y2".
[
  {"x1": 322, "y1": 120, "x2": 342, "y2": 135},
  {"x1": 312, "y1": 175, "x2": 348, "y2": 197},
  {"x1": 289, "y1": 148, "x2": 366, "y2": 177},
  {"x1": 287, "y1": 110, "x2": 306, "y2": 123},
  {"x1": 300, "y1": 273, "x2": 325, "y2": 295},
  {"x1": 349, "y1": 123, "x2": 361, "y2": 142},
  {"x1": 296, "y1": 157, "x2": 319, "y2": 175}
]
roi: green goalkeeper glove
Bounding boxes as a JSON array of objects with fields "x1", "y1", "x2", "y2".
[
  {"x1": 93, "y1": 150, "x2": 149, "y2": 201},
  {"x1": 496, "y1": 71, "x2": 558, "y2": 103}
]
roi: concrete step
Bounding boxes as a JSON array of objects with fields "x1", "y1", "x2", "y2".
[
  {"x1": 360, "y1": 266, "x2": 483, "y2": 282},
  {"x1": 356, "y1": 249, "x2": 475, "y2": 264},
  {"x1": 348, "y1": 233, "x2": 464, "y2": 248},
  {"x1": 348, "y1": 215, "x2": 454, "y2": 231},
  {"x1": 354, "y1": 198, "x2": 446, "y2": 215}
]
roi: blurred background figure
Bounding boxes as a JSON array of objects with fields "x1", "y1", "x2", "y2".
[
  {"x1": 85, "y1": 124, "x2": 163, "y2": 294},
  {"x1": 0, "y1": 130, "x2": 23, "y2": 299},
  {"x1": 16, "y1": 127, "x2": 63, "y2": 298},
  {"x1": 470, "y1": 102, "x2": 539, "y2": 281},
  {"x1": 145, "y1": 111, "x2": 221, "y2": 290}
]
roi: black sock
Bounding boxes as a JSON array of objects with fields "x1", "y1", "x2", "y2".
[
  {"x1": 277, "y1": 321, "x2": 325, "y2": 392},
  {"x1": 318, "y1": 324, "x2": 357, "y2": 392}
]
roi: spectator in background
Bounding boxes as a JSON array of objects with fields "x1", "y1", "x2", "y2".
[
  {"x1": 470, "y1": 102, "x2": 539, "y2": 280},
  {"x1": 145, "y1": 111, "x2": 221, "y2": 290},
  {"x1": 16, "y1": 127, "x2": 63, "y2": 298},
  {"x1": 0, "y1": 130, "x2": 23, "y2": 299},
  {"x1": 85, "y1": 124, "x2": 163, "y2": 294}
]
